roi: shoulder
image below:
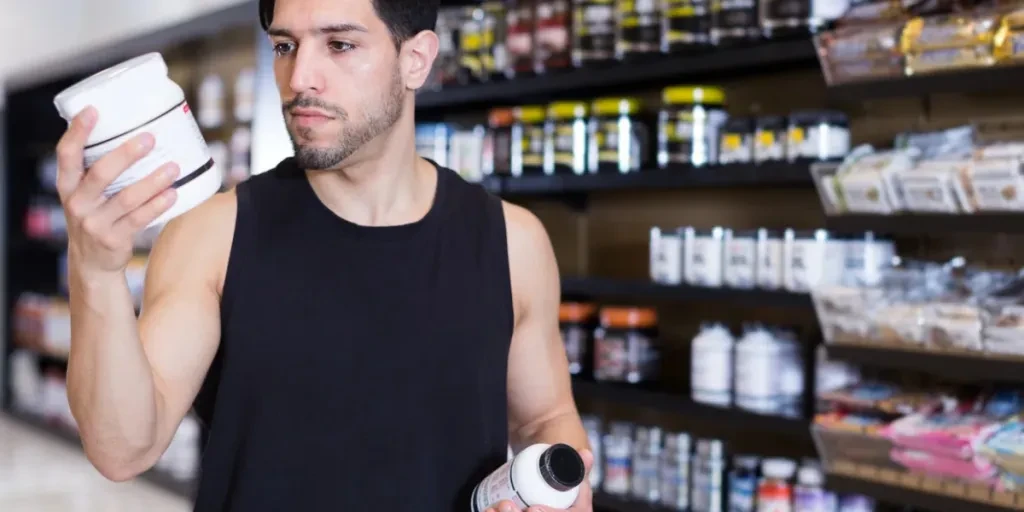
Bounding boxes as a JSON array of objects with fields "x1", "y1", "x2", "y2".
[
  {"x1": 147, "y1": 189, "x2": 237, "y2": 294},
  {"x1": 502, "y1": 201, "x2": 559, "y2": 322}
]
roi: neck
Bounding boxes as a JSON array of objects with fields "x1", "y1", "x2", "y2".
[{"x1": 304, "y1": 107, "x2": 436, "y2": 227}]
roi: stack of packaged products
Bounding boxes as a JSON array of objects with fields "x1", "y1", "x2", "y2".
[
  {"x1": 813, "y1": 120, "x2": 1024, "y2": 215},
  {"x1": 427, "y1": 0, "x2": 850, "y2": 89},
  {"x1": 815, "y1": 376, "x2": 1024, "y2": 498},
  {"x1": 417, "y1": 94, "x2": 850, "y2": 182},
  {"x1": 583, "y1": 415, "x2": 876, "y2": 511},
  {"x1": 816, "y1": 1, "x2": 1024, "y2": 86},
  {"x1": 813, "y1": 256, "x2": 1024, "y2": 358},
  {"x1": 648, "y1": 226, "x2": 895, "y2": 293}
]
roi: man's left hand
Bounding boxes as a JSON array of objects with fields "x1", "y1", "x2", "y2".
[{"x1": 484, "y1": 449, "x2": 595, "y2": 512}]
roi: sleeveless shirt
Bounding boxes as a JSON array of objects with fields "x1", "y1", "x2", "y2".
[{"x1": 191, "y1": 158, "x2": 514, "y2": 511}]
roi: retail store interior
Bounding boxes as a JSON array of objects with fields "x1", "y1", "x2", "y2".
[{"x1": 8, "y1": 0, "x2": 1024, "y2": 511}]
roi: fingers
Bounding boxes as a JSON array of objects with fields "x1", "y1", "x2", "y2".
[
  {"x1": 488, "y1": 501, "x2": 524, "y2": 512},
  {"x1": 73, "y1": 132, "x2": 155, "y2": 204},
  {"x1": 95, "y1": 161, "x2": 179, "y2": 224},
  {"x1": 578, "y1": 449, "x2": 595, "y2": 473},
  {"x1": 112, "y1": 187, "x2": 177, "y2": 237},
  {"x1": 55, "y1": 107, "x2": 98, "y2": 199}
]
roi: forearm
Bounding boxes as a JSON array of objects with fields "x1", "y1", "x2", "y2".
[
  {"x1": 66, "y1": 267, "x2": 159, "y2": 480},
  {"x1": 513, "y1": 410, "x2": 590, "y2": 455}
]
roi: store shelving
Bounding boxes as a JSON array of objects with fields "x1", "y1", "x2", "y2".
[
  {"x1": 483, "y1": 161, "x2": 815, "y2": 198},
  {"x1": 5, "y1": 409, "x2": 197, "y2": 499},
  {"x1": 593, "y1": 492, "x2": 675, "y2": 512},
  {"x1": 826, "y1": 342, "x2": 1024, "y2": 385},
  {"x1": 824, "y1": 213, "x2": 1024, "y2": 235},
  {"x1": 826, "y1": 473, "x2": 1020, "y2": 512},
  {"x1": 562, "y1": 277, "x2": 813, "y2": 308},
  {"x1": 827, "y1": 64, "x2": 1024, "y2": 103},
  {"x1": 416, "y1": 40, "x2": 817, "y2": 111},
  {"x1": 571, "y1": 379, "x2": 812, "y2": 442}
]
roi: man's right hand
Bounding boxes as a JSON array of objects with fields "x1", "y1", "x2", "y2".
[{"x1": 56, "y1": 106, "x2": 180, "y2": 279}]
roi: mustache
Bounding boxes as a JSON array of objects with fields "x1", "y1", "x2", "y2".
[{"x1": 283, "y1": 95, "x2": 347, "y2": 119}]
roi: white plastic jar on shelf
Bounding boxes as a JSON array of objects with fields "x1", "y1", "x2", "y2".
[{"x1": 53, "y1": 52, "x2": 222, "y2": 229}]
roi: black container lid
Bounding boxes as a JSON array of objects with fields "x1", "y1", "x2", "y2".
[
  {"x1": 539, "y1": 444, "x2": 586, "y2": 492},
  {"x1": 789, "y1": 109, "x2": 848, "y2": 127}
]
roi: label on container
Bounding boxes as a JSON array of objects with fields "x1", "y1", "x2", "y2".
[
  {"x1": 471, "y1": 460, "x2": 528, "y2": 511},
  {"x1": 712, "y1": 0, "x2": 758, "y2": 40},
  {"x1": 665, "y1": 0, "x2": 711, "y2": 45},
  {"x1": 686, "y1": 234, "x2": 724, "y2": 287},
  {"x1": 652, "y1": 234, "x2": 684, "y2": 285},
  {"x1": 754, "y1": 129, "x2": 786, "y2": 162},
  {"x1": 661, "y1": 109, "x2": 725, "y2": 167},
  {"x1": 521, "y1": 125, "x2": 545, "y2": 168},
  {"x1": 661, "y1": 459, "x2": 689, "y2": 509},
  {"x1": 725, "y1": 237, "x2": 756, "y2": 288},
  {"x1": 691, "y1": 342, "x2": 732, "y2": 405},
  {"x1": 618, "y1": 0, "x2": 661, "y2": 54},
  {"x1": 788, "y1": 124, "x2": 850, "y2": 161},
  {"x1": 728, "y1": 473, "x2": 756, "y2": 512},
  {"x1": 604, "y1": 453, "x2": 631, "y2": 495},
  {"x1": 574, "y1": 0, "x2": 616, "y2": 60},
  {"x1": 793, "y1": 487, "x2": 829, "y2": 512},
  {"x1": 757, "y1": 238, "x2": 784, "y2": 289},
  {"x1": 84, "y1": 101, "x2": 211, "y2": 197},
  {"x1": 553, "y1": 123, "x2": 580, "y2": 167}
]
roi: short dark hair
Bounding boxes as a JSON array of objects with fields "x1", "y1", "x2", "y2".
[{"x1": 259, "y1": 0, "x2": 439, "y2": 45}]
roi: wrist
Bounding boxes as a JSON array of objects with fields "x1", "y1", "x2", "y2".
[{"x1": 69, "y1": 265, "x2": 125, "y2": 294}]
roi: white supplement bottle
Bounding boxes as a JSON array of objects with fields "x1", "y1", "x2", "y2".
[
  {"x1": 691, "y1": 323, "x2": 735, "y2": 407},
  {"x1": 471, "y1": 443, "x2": 585, "y2": 511},
  {"x1": 53, "y1": 53, "x2": 222, "y2": 229}
]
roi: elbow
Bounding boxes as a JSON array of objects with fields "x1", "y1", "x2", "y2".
[{"x1": 82, "y1": 440, "x2": 157, "y2": 483}]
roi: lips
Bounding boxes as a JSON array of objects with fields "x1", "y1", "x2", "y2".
[{"x1": 290, "y1": 108, "x2": 333, "y2": 119}]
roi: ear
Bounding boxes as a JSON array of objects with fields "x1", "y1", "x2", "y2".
[{"x1": 399, "y1": 30, "x2": 440, "y2": 90}]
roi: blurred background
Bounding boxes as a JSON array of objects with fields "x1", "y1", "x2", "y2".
[{"x1": 7, "y1": 0, "x2": 1024, "y2": 511}]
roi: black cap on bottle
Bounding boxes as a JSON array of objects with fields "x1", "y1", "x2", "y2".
[{"x1": 538, "y1": 444, "x2": 585, "y2": 492}]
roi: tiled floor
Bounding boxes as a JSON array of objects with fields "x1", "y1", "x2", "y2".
[{"x1": 0, "y1": 415, "x2": 191, "y2": 512}]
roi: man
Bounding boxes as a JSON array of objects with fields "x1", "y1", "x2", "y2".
[{"x1": 53, "y1": 0, "x2": 593, "y2": 510}]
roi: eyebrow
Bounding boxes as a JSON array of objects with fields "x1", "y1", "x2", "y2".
[{"x1": 268, "y1": 23, "x2": 369, "y2": 38}]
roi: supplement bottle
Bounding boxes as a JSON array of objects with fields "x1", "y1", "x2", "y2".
[
  {"x1": 593, "y1": 307, "x2": 660, "y2": 383},
  {"x1": 650, "y1": 226, "x2": 684, "y2": 285},
  {"x1": 459, "y1": 7, "x2": 486, "y2": 82},
  {"x1": 728, "y1": 455, "x2": 760, "y2": 512},
  {"x1": 793, "y1": 464, "x2": 836, "y2": 512},
  {"x1": 657, "y1": 86, "x2": 728, "y2": 168},
  {"x1": 662, "y1": 0, "x2": 711, "y2": 53},
  {"x1": 54, "y1": 53, "x2": 221, "y2": 229},
  {"x1": 711, "y1": 0, "x2": 761, "y2": 46},
  {"x1": 535, "y1": 0, "x2": 573, "y2": 72},
  {"x1": 785, "y1": 111, "x2": 850, "y2": 163},
  {"x1": 603, "y1": 422, "x2": 634, "y2": 495},
  {"x1": 511, "y1": 106, "x2": 547, "y2": 176},
  {"x1": 505, "y1": 0, "x2": 537, "y2": 78},
  {"x1": 632, "y1": 426, "x2": 664, "y2": 503},
  {"x1": 691, "y1": 439, "x2": 726, "y2": 512},
  {"x1": 684, "y1": 226, "x2": 726, "y2": 287},
  {"x1": 582, "y1": 416, "x2": 604, "y2": 488},
  {"x1": 690, "y1": 323, "x2": 735, "y2": 407},
  {"x1": 471, "y1": 443, "x2": 585, "y2": 511},
  {"x1": 734, "y1": 326, "x2": 784, "y2": 416},
  {"x1": 544, "y1": 101, "x2": 590, "y2": 175},
  {"x1": 572, "y1": 0, "x2": 617, "y2": 66},
  {"x1": 757, "y1": 458, "x2": 796, "y2": 512},
  {"x1": 559, "y1": 302, "x2": 598, "y2": 376},
  {"x1": 480, "y1": 1, "x2": 509, "y2": 79},
  {"x1": 484, "y1": 108, "x2": 515, "y2": 176},
  {"x1": 754, "y1": 116, "x2": 787, "y2": 164},
  {"x1": 755, "y1": 228, "x2": 784, "y2": 290},
  {"x1": 659, "y1": 432, "x2": 691, "y2": 510},
  {"x1": 617, "y1": 0, "x2": 663, "y2": 59},
  {"x1": 718, "y1": 117, "x2": 755, "y2": 165},
  {"x1": 724, "y1": 229, "x2": 757, "y2": 289},
  {"x1": 588, "y1": 97, "x2": 648, "y2": 174}
]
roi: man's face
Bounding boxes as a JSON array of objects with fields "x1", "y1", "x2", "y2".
[{"x1": 269, "y1": 0, "x2": 406, "y2": 170}]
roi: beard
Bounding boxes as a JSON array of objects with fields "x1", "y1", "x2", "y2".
[{"x1": 285, "y1": 69, "x2": 405, "y2": 170}]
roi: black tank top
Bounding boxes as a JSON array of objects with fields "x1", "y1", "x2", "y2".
[{"x1": 192, "y1": 158, "x2": 514, "y2": 511}]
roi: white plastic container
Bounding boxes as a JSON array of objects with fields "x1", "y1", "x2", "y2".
[
  {"x1": 471, "y1": 443, "x2": 586, "y2": 511},
  {"x1": 734, "y1": 327, "x2": 804, "y2": 418},
  {"x1": 54, "y1": 53, "x2": 221, "y2": 228},
  {"x1": 691, "y1": 323, "x2": 735, "y2": 407}
]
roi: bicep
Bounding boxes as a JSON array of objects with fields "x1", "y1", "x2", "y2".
[
  {"x1": 505, "y1": 204, "x2": 577, "y2": 438},
  {"x1": 138, "y1": 194, "x2": 233, "y2": 434}
]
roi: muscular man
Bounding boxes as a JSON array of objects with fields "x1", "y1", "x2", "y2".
[{"x1": 54, "y1": 0, "x2": 592, "y2": 510}]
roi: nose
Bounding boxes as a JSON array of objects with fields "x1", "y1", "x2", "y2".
[{"x1": 288, "y1": 44, "x2": 325, "y2": 95}]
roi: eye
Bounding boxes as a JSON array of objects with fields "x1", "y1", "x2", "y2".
[
  {"x1": 273, "y1": 42, "x2": 296, "y2": 56},
  {"x1": 328, "y1": 41, "x2": 355, "y2": 53}
]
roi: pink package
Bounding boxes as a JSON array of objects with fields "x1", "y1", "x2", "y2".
[
  {"x1": 891, "y1": 448, "x2": 998, "y2": 483},
  {"x1": 883, "y1": 412, "x2": 1003, "y2": 460}
]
